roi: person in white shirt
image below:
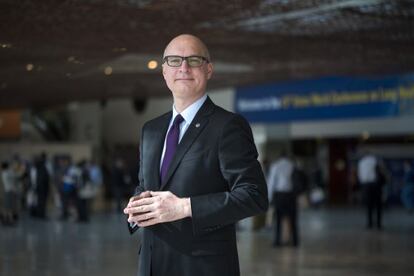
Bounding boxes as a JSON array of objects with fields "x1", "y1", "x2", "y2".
[
  {"x1": 357, "y1": 154, "x2": 378, "y2": 185},
  {"x1": 357, "y1": 152, "x2": 385, "y2": 229},
  {"x1": 1, "y1": 161, "x2": 18, "y2": 225},
  {"x1": 267, "y1": 152, "x2": 299, "y2": 247},
  {"x1": 60, "y1": 160, "x2": 81, "y2": 220}
]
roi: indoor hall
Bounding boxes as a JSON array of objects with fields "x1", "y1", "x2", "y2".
[
  {"x1": 1, "y1": 1, "x2": 414, "y2": 276},
  {"x1": 1, "y1": 207, "x2": 414, "y2": 276}
]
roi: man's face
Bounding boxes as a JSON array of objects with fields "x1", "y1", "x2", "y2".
[{"x1": 162, "y1": 36, "x2": 213, "y2": 101}]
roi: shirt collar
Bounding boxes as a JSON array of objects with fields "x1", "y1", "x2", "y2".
[{"x1": 172, "y1": 94, "x2": 207, "y2": 125}]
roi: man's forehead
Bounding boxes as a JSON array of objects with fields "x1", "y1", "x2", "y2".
[
  {"x1": 164, "y1": 35, "x2": 210, "y2": 57},
  {"x1": 165, "y1": 40, "x2": 204, "y2": 55}
]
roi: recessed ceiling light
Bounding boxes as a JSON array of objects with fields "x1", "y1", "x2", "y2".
[
  {"x1": 26, "y1": 64, "x2": 34, "y2": 71},
  {"x1": 104, "y1": 66, "x2": 113, "y2": 75},
  {"x1": 147, "y1": 60, "x2": 158, "y2": 70}
]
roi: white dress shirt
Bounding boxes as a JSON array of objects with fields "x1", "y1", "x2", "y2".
[
  {"x1": 357, "y1": 154, "x2": 378, "y2": 184},
  {"x1": 267, "y1": 157, "x2": 294, "y2": 201}
]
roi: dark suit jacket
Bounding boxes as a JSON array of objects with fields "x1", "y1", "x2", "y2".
[{"x1": 130, "y1": 97, "x2": 268, "y2": 276}]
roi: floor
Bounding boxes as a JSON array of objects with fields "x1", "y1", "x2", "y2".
[{"x1": 1, "y1": 207, "x2": 414, "y2": 276}]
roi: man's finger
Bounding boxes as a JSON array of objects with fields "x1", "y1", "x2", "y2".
[
  {"x1": 129, "y1": 211, "x2": 156, "y2": 223},
  {"x1": 128, "y1": 197, "x2": 155, "y2": 208},
  {"x1": 137, "y1": 191, "x2": 152, "y2": 198},
  {"x1": 128, "y1": 191, "x2": 152, "y2": 203},
  {"x1": 124, "y1": 199, "x2": 151, "y2": 214},
  {"x1": 149, "y1": 191, "x2": 164, "y2": 196},
  {"x1": 126, "y1": 204, "x2": 154, "y2": 215},
  {"x1": 128, "y1": 195, "x2": 140, "y2": 203},
  {"x1": 124, "y1": 205, "x2": 147, "y2": 215}
]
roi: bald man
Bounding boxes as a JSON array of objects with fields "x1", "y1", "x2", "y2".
[{"x1": 124, "y1": 34, "x2": 268, "y2": 276}]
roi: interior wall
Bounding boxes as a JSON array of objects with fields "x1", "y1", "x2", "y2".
[
  {"x1": 356, "y1": 144, "x2": 414, "y2": 158},
  {"x1": 69, "y1": 102, "x2": 102, "y2": 149},
  {"x1": 102, "y1": 96, "x2": 170, "y2": 145},
  {"x1": 290, "y1": 115, "x2": 414, "y2": 139},
  {"x1": 101, "y1": 88, "x2": 235, "y2": 145}
]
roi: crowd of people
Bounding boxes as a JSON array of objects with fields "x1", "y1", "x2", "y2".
[
  {"x1": 265, "y1": 150, "x2": 414, "y2": 247},
  {"x1": 0, "y1": 153, "x2": 136, "y2": 226},
  {"x1": 2, "y1": 148, "x2": 413, "y2": 247}
]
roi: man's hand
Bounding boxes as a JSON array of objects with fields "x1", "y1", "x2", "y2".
[
  {"x1": 124, "y1": 191, "x2": 152, "y2": 223},
  {"x1": 123, "y1": 191, "x2": 192, "y2": 227}
]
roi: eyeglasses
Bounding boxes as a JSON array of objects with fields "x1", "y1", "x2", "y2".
[{"x1": 163, "y1": 55, "x2": 209, "y2": 67}]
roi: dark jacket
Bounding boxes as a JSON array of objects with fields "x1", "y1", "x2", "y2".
[{"x1": 130, "y1": 97, "x2": 268, "y2": 276}]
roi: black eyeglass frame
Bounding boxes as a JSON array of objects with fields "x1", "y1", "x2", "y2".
[{"x1": 162, "y1": 55, "x2": 210, "y2": 67}]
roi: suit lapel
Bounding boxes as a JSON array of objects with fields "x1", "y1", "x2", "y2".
[
  {"x1": 148, "y1": 112, "x2": 171, "y2": 191},
  {"x1": 160, "y1": 97, "x2": 215, "y2": 190}
]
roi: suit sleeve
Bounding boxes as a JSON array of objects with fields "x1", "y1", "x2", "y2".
[
  {"x1": 190, "y1": 114, "x2": 268, "y2": 236},
  {"x1": 136, "y1": 124, "x2": 146, "y2": 196},
  {"x1": 128, "y1": 124, "x2": 146, "y2": 235}
]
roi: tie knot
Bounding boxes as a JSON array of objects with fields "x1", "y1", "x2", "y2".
[{"x1": 173, "y1": 114, "x2": 184, "y2": 126}]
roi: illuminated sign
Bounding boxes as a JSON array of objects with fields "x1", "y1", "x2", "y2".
[{"x1": 235, "y1": 74, "x2": 414, "y2": 122}]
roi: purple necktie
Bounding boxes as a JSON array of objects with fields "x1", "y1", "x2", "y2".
[{"x1": 160, "y1": 114, "x2": 184, "y2": 183}]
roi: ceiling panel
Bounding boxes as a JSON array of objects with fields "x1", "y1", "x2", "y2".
[{"x1": 0, "y1": 0, "x2": 413, "y2": 108}]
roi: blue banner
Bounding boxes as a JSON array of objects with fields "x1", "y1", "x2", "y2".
[{"x1": 235, "y1": 74, "x2": 414, "y2": 123}]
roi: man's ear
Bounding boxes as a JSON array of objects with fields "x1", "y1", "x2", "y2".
[{"x1": 207, "y1": 63, "x2": 213, "y2": 80}]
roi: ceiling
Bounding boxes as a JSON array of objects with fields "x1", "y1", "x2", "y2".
[{"x1": 1, "y1": 0, "x2": 414, "y2": 108}]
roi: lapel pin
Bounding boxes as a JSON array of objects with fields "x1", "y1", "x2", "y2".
[{"x1": 195, "y1": 123, "x2": 200, "y2": 128}]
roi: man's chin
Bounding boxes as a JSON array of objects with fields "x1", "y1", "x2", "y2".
[
  {"x1": 173, "y1": 83, "x2": 195, "y2": 92},
  {"x1": 173, "y1": 88, "x2": 192, "y2": 96},
  {"x1": 172, "y1": 86, "x2": 201, "y2": 98},
  {"x1": 174, "y1": 80, "x2": 194, "y2": 87}
]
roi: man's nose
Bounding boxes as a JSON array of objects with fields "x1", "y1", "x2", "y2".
[{"x1": 179, "y1": 60, "x2": 190, "y2": 72}]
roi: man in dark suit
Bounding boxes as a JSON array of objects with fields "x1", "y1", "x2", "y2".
[{"x1": 123, "y1": 34, "x2": 268, "y2": 276}]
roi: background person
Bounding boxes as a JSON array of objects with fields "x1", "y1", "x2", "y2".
[
  {"x1": 267, "y1": 152, "x2": 299, "y2": 247},
  {"x1": 357, "y1": 152, "x2": 386, "y2": 229}
]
